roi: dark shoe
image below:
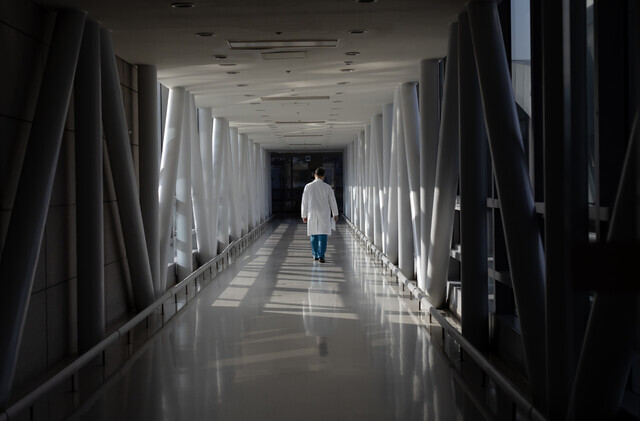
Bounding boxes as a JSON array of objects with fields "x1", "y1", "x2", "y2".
[
  {"x1": 314, "y1": 257, "x2": 319, "y2": 261},
  {"x1": 319, "y1": 257, "x2": 326, "y2": 263}
]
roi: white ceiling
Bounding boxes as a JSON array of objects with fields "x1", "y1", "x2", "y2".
[{"x1": 37, "y1": 0, "x2": 465, "y2": 151}]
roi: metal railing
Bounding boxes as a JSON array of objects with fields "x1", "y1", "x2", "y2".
[
  {"x1": 342, "y1": 216, "x2": 547, "y2": 421},
  {"x1": 1, "y1": 216, "x2": 274, "y2": 421}
]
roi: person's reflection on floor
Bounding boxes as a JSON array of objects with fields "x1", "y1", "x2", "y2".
[{"x1": 303, "y1": 265, "x2": 338, "y2": 356}]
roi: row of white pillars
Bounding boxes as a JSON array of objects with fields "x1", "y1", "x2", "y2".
[
  {"x1": 159, "y1": 91, "x2": 271, "y2": 289},
  {"x1": 344, "y1": 1, "x2": 551, "y2": 409},
  {"x1": 344, "y1": 46, "x2": 451, "y2": 305}
]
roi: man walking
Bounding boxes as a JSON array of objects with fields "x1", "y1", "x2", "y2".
[{"x1": 301, "y1": 167, "x2": 339, "y2": 263}]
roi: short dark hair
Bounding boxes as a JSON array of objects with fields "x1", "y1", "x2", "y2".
[{"x1": 315, "y1": 167, "x2": 325, "y2": 177}]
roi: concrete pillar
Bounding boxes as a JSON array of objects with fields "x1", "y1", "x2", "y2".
[
  {"x1": 396, "y1": 89, "x2": 415, "y2": 279},
  {"x1": 364, "y1": 124, "x2": 373, "y2": 239},
  {"x1": 197, "y1": 108, "x2": 214, "y2": 260},
  {"x1": 159, "y1": 88, "x2": 184, "y2": 289},
  {"x1": 217, "y1": 120, "x2": 230, "y2": 250},
  {"x1": 382, "y1": 103, "x2": 394, "y2": 254},
  {"x1": 227, "y1": 127, "x2": 241, "y2": 241},
  {"x1": 400, "y1": 82, "x2": 422, "y2": 282},
  {"x1": 75, "y1": 20, "x2": 105, "y2": 353},
  {"x1": 101, "y1": 28, "x2": 155, "y2": 307},
  {"x1": 386, "y1": 97, "x2": 400, "y2": 265},
  {"x1": 458, "y1": 11, "x2": 489, "y2": 351},
  {"x1": 467, "y1": 0, "x2": 547, "y2": 401},
  {"x1": 357, "y1": 131, "x2": 365, "y2": 233},
  {"x1": 192, "y1": 105, "x2": 212, "y2": 262},
  {"x1": 138, "y1": 64, "x2": 160, "y2": 296},
  {"x1": 419, "y1": 59, "x2": 441, "y2": 292},
  {"x1": 0, "y1": 10, "x2": 86, "y2": 408},
  {"x1": 239, "y1": 134, "x2": 250, "y2": 235},
  {"x1": 176, "y1": 93, "x2": 193, "y2": 281},
  {"x1": 372, "y1": 114, "x2": 384, "y2": 249},
  {"x1": 211, "y1": 118, "x2": 225, "y2": 252},
  {"x1": 427, "y1": 22, "x2": 460, "y2": 307}
]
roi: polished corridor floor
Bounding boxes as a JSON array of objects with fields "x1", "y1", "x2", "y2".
[{"x1": 70, "y1": 220, "x2": 462, "y2": 420}]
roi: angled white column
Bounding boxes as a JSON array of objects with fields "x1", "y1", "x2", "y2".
[
  {"x1": 138, "y1": 64, "x2": 160, "y2": 297},
  {"x1": 75, "y1": 20, "x2": 105, "y2": 353},
  {"x1": 227, "y1": 127, "x2": 241, "y2": 241},
  {"x1": 344, "y1": 145, "x2": 350, "y2": 219},
  {"x1": 350, "y1": 141, "x2": 357, "y2": 226},
  {"x1": 427, "y1": 23, "x2": 460, "y2": 307},
  {"x1": 266, "y1": 150, "x2": 272, "y2": 216},
  {"x1": 386, "y1": 93, "x2": 400, "y2": 264},
  {"x1": 192, "y1": 105, "x2": 212, "y2": 262},
  {"x1": 400, "y1": 82, "x2": 422, "y2": 283},
  {"x1": 239, "y1": 134, "x2": 249, "y2": 235},
  {"x1": 262, "y1": 148, "x2": 269, "y2": 220},
  {"x1": 357, "y1": 131, "x2": 365, "y2": 233},
  {"x1": 217, "y1": 119, "x2": 230, "y2": 250},
  {"x1": 197, "y1": 108, "x2": 214, "y2": 260},
  {"x1": 176, "y1": 93, "x2": 193, "y2": 281},
  {"x1": 382, "y1": 103, "x2": 393, "y2": 254},
  {"x1": 364, "y1": 124, "x2": 373, "y2": 239},
  {"x1": 252, "y1": 142, "x2": 260, "y2": 226},
  {"x1": 211, "y1": 118, "x2": 226, "y2": 254},
  {"x1": 0, "y1": 10, "x2": 86, "y2": 408},
  {"x1": 372, "y1": 114, "x2": 384, "y2": 249},
  {"x1": 468, "y1": 0, "x2": 546, "y2": 399},
  {"x1": 101, "y1": 29, "x2": 155, "y2": 307},
  {"x1": 246, "y1": 139, "x2": 255, "y2": 230},
  {"x1": 458, "y1": 11, "x2": 489, "y2": 352},
  {"x1": 159, "y1": 88, "x2": 184, "y2": 291},
  {"x1": 396, "y1": 90, "x2": 415, "y2": 279},
  {"x1": 419, "y1": 59, "x2": 441, "y2": 293}
]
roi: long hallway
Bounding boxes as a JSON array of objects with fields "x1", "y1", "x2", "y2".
[{"x1": 69, "y1": 220, "x2": 460, "y2": 421}]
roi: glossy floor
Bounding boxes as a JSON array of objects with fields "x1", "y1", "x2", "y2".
[{"x1": 70, "y1": 220, "x2": 463, "y2": 420}]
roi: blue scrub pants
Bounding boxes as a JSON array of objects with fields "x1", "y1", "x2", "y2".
[{"x1": 310, "y1": 234, "x2": 328, "y2": 258}]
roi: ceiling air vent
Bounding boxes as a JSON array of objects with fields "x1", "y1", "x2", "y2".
[
  {"x1": 261, "y1": 96, "x2": 329, "y2": 101},
  {"x1": 228, "y1": 39, "x2": 338, "y2": 50}
]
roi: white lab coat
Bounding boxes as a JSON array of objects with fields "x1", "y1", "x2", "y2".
[{"x1": 301, "y1": 178, "x2": 339, "y2": 236}]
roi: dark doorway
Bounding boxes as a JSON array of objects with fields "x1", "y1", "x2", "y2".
[{"x1": 271, "y1": 152, "x2": 343, "y2": 215}]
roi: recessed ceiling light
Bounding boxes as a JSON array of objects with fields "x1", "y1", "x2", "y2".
[
  {"x1": 195, "y1": 32, "x2": 214, "y2": 37},
  {"x1": 341, "y1": 68, "x2": 355, "y2": 72},
  {"x1": 348, "y1": 29, "x2": 367, "y2": 35},
  {"x1": 171, "y1": 2, "x2": 195, "y2": 8},
  {"x1": 212, "y1": 54, "x2": 228, "y2": 59},
  {"x1": 219, "y1": 63, "x2": 237, "y2": 67},
  {"x1": 337, "y1": 82, "x2": 350, "y2": 85},
  {"x1": 227, "y1": 71, "x2": 239, "y2": 75},
  {"x1": 345, "y1": 51, "x2": 360, "y2": 56}
]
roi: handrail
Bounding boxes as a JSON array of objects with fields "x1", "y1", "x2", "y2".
[
  {"x1": 342, "y1": 215, "x2": 547, "y2": 421},
  {"x1": 1, "y1": 216, "x2": 274, "y2": 420}
]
